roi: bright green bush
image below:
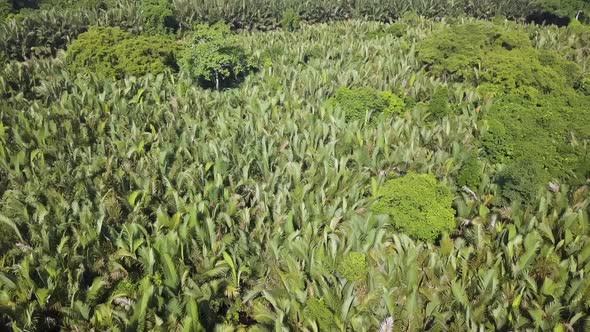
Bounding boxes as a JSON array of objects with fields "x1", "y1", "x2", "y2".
[
  {"x1": 481, "y1": 94, "x2": 590, "y2": 202},
  {"x1": 381, "y1": 90, "x2": 406, "y2": 116},
  {"x1": 179, "y1": 22, "x2": 250, "y2": 89},
  {"x1": 480, "y1": 117, "x2": 513, "y2": 164},
  {"x1": 419, "y1": 22, "x2": 581, "y2": 97},
  {"x1": 480, "y1": 48, "x2": 573, "y2": 96},
  {"x1": 329, "y1": 86, "x2": 405, "y2": 122},
  {"x1": 337, "y1": 252, "x2": 367, "y2": 281},
  {"x1": 417, "y1": 23, "x2": 499, "y2": 80},
  {"x1": 420, "y1": 20, "x2": 589, "y2": 204},
  {"x1": 111, "y1": 35, "x2": 180, "y2": 76},
  {"x1": 372, "y1": 173, "x2": 455, "y2": 242},
  {"x1": 67, "y1": 26, "x2": 178, "y2": 79},
  {"x1": 66, "y1": 26, "x2": 131, "y2": 78},
  {"x1": 417, "y1": 22, "x2": 534, "y2": 83}
]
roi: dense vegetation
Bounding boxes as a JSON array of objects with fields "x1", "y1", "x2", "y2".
[{"x1": 0, "y1": 0, "x2": 589, "y2": 331}]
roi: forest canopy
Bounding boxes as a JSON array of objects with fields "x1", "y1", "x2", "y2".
[{"x1": 0, "y1": 0, "x2": 590, "y2": 331}]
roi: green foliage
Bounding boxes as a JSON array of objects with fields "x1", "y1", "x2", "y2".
[
  {"x1": 428, "y1": 86, "x2": 451, "y2": 119},
  {"x1": 179, "y1": 22, "x2": 250, "y2": 89},
  {"x1": 172, "y1": 0, "x2": 535, "y2": 30},
  {"x1": 497, "y1": 157, "x2": 546, "y2": 204},
  {"x1": 581, "y1": 73, "x2": 590, "y2": 95},
  {"x1": 536, "y1": 0, "x2": 590, "y2": 18},
  {"x1": 0, "y1": 7, "x2": 93, "y2": 60},
  {"x1": 329, "y1": 86, "x2": 405, "y2": 122},
  {"x1": 1, "y1": 17, "x2": 590, "y2": 332},
  {"x1": 304, "y1": 298, "x2": 335, "y2": 330},
  {"x1": 418, "y1": 22, "x2": 501, "y2": 80},
  {"x1": 39, "y1": 0, "x2": 115, "y2": 10},
  {"x1": 367, "y1": 22, "x2": 407, "y2": 39},
  {"x1": 418, "y1": 21, "x2": 582, "y2": 95},
  {"x1": 66, "y1": 26, "x2": 131, "y2": 78},
  {"x1": 381, "y1": 90, "x2": 406, "y2": 116},
  {"x1": 420, "y1": 20, "x2": 589, "y2": 203},
  {"x1": 280, "y1": 8, "x2": 300, "y2": 31},
  {"x1": 111, "y1": 35, "x2": 179, "y2": 76},
  {"x1": 481, "y1": 94, "x2": 590, "y2": 199},
  {"x1": 480, "y1": 48, "x2": 574, "y2": 96},
  {"x1": 481, "y1": 95, "x2": 590, "y2": 203},
  {"x1": 372, "y1": 173, "x2": 456, "y2": 241},
  {"x1": 417, "y1": 22, "x2": 544, "y2": 84},
  {"x1": 337, "y1": 252, "x2": 367, "y2": 281},
  {"x1": 0, "y1": 0, "x2": 11, "y2": 21},
  {"x1": 0, "y1": 216, "x2": 20, "y2": 254},
  {"x1": 457, "y1": 154, "x2": 482, "y2": 189},
  {"x1": 140, "y1": 0, "x2": 177, "y2": 32},
  {"x1": 66, "y1": 26, "x2": 178, "y2": 79}
]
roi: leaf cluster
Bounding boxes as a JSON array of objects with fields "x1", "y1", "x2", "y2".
[
  {"x1": 66, "y1": 26, "x2": 179, "y2": 79},
  {"x1": 372, "y1": 173, "x2": 456, "y2": 241},
  {"x1": 329, "y1": 86, "x2": 406, "y2": 122},
  {"x1": 179, "y1": 22, "x2": 250, "y2": 89}
]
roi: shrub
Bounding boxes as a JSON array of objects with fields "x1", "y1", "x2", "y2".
[
  {"x1": 111, "y1": 35, "x2": 180, "y2": 76},
  {"x1": 457, "y1": 154, "x2": 482, "y2": 189},
  {"x1": 417, "y1": 22, "x2": 533, "y2": 82},
  {"x1": 304, "y1": 298, "x2": 335, "y2": 330},
  {"x1": 337, "y1": 252, "x2": 367, "y2": 281},
  {"x1": 420, "y1": 21, "x2": 589, "y2": 204},
  {"x1": 179, "y1": 22, "x2": 250, "y2": 89},
  {"x1": 372, "y1": 173, "x2": 455, "y2": 242},
  {"x1": 280, "y1": 8, "x2": 300, "y2": 31},
  {"x1": 380, "y1": 90, "x2": 406, "y2": 116},
  {"x1": 417, "y1": 22, "x2": 497, "y2": 80},
  {"x1": 140, "y1": 0, "x2": 177, "y2": 33},
  {"x1": 66, "y1": 26, "x2": 131, "y2": 78},
  {"x1": 480, "y1": 117, "x2": 513, "y2": 164},
  {"x1": 385, "y1": 22, "x2": 407, "y2": 37},
  {"x1": 497, "y1": 157, "x2": 547, "y2": 205},
  {"x1": 480, "y1": 48, "x2": 569, "y2": 95},
  {"x1": 367, "y1": 22, "x2": 406, "y2": 39},
  {"x1": 329, "y1": 86, "x2": 405, "y2": 122},
  {"x1": 67, "y1": 26, "x2": 178, "y2": 78},
  {"x1": 428, "y1": 87, "x2": 451, "y2": 119},
  {"x1": 482, "y1": 94, "x2": 590, "y2": 202}
]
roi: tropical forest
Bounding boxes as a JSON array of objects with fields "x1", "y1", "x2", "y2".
[{"x1": 0, "y1": 0, "x2": 590, "y2": 331}]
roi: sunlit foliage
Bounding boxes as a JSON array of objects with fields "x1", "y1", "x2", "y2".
[
  {"x1": 66, "y1": 26, "x2": 179, "y2": 78},
  {"x1": 372, "y1": 173, "x2": 456, "y2": 241},
  {"x1": 179, "y1": 22, "x2": 250, "y2": 89},
  {"x1": 0, "y1": 7, "x2": 589, "y2": 332}
]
